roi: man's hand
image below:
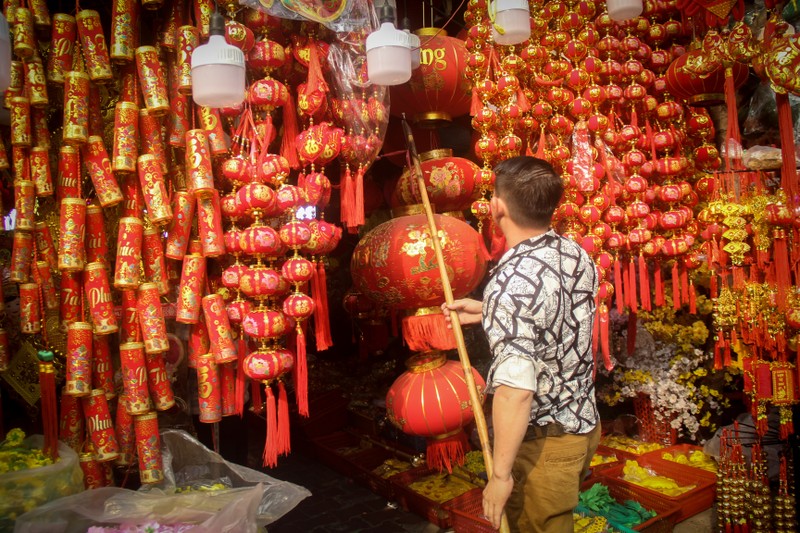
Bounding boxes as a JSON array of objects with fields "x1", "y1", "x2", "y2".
[
  {"x1": 483, "y1": 473, "x2": 514, "y2": 530},
  {"x1": 441, "y1": 298, "x2": 482, "y2": 328}
]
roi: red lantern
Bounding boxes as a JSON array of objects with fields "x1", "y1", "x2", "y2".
[
  {"x1": 665, "y1": 47, "x2": 748, "y2": 107},
  {"x1": 391, "y1": 149, "x2": 482, "y2": 213},
  {"x1": 386, "y1": 352, "x2": 485, "y2": 472},
  {"x1": 390, "y1": 28, "x2": 472, "y2": 128}
]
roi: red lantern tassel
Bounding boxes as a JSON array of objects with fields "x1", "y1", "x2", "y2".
[
  {"x1": 281, "y1": 90, "x2": 300, "y2": 169},
  {"x1": 614, "y1": 256, "x2": 625, "y2": 313},
  {"x1": 262, "y1": 383, "x2": 278, "y2": 468},
  {"x1": 638, "y1": 254, "x2": 650, "y2": 311},
  {"x1": 535, "y1": 126, "x2": 547, "y2": 159},
  {"x1": 516, "y1": 89, "x2": 530, "y2": 112},
  {"x1": 353, "y1": 165, "x2": 365, "y2": 229},
  {"x1": 401, "y1": 313, "x2": 457, "y2": 352},
  {"x1": 316, "y1": 260, "x2": 333, "y2": 350},
  {"x1": 251, "y1": 380, "x2": 263, "y2": 415},
  {"x1": 470, "y1": 88, "x2": 481, "y2": 116},
  {"x1": 339, "y1": 166, "x2": 352, "y2": 230},
  {"x1": 680, "y1": 265, "x2": 689, "y2": 306},
  {"x1": 235, "y1": 337, "x2": 246, "y2": 416},
  {"x1": 671, "y1": 261, "x2": 681, "y2": 309},
  {"x1": 689, "y1": 281, "x2": 697, "y2": 315},
  {"x1": 732, "y1": 266, "x2": 745, "y2": 290},
  {"x1": 776, "y1": 93, "x2": 798, "y2": 204},
  {"x1": 714, "y1": 334, "x2": 724, "y2": 370},
  {"x1": 774, "y1": 236, "x2": 790, "y2": 312},
  {"x1": 627, "y1": 258, "x2": 638, "y2": 313},
  {"x1": 724, "y1": 71, "x2": 742, "y2": 170},
  {"x1": 592, "y1": 300, "x2": 600, "y2": 372},
  {"x1": 600, "y1": 304, "x2": 612, "y2": 371},
  {"x1": 654, "y1": 263, "x2": 664, "y2": 306},
  {"x1": 294, "y1": 324, "x2": 308, "y2": 417},
  {"x1": 277, "y1": 380, "x2": 291, "y2": 457},
  {"x1": 724, "y1": 339, "x2": 732, "y2": 368},
  {"x1": 37, "y1": 351, "x2": 59, "y2": 459},
  {"x1": 426, "y1": 429, "x2": 468, "y2": 473},
  {"x1": 710, "y1": 271, "x2": 718, "y2": 299}
]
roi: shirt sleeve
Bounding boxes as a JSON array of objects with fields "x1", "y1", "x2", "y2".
[{"x1": 483, "y1": 289, "x2": 555, "y2": 396}]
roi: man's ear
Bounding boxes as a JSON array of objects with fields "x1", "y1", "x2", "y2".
[{"x1": 490, "y1": 195, "x2": 506, "y2": 219}]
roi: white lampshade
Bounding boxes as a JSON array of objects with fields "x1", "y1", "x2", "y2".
[
  {"x1": 0, "y1": 13, "x2": 10, "y2": 93},
  {"x1": 191, "y1": 12, "x2": 245, "y2": 108},
  {"x1": 606, "y1": 0, "x2": 644, "y2": 21},
  {"x1": 366, "y1": 22, "x2": 416, "y2": 86},
  {"x1": 490, "y1": 0, "x2": 531, "y2": 46}
]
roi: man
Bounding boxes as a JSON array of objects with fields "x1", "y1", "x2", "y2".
[{"x1": 444, "y1": 156, "x2": 600, "y2": 532}]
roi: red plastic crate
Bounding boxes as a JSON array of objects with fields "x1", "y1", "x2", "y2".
[
  {"x1": 355, "y1": 448, "x2": 413, "y2": 501},
  {"x1": 444, "y1": 488, "x2": 494, "y2": 533},
  {"x1": 587, "y1": 445, "x2": 622, "y2": 478},
  {"x1": 391, "y1": 466, "x2": 479, "y2": 529},
  {"x1": 312, "y1": 431, "x2": 373, "y2": 479},
  {"x1": 639, "y1": 444, "x2": 717, "y2": 481},
  {"x1": 597, "y1": 456, "x2": 716, "y2": 521},
  {"x1": 581, "y1": 478, "x2": 681, "y2": 532}
]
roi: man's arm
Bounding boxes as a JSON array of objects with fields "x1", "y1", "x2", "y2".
[{"x1": 483, "y1": 384, "x2": 533, "y2": 530}]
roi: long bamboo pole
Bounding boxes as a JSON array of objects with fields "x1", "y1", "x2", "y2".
[{"x1": 401, "y1": 117, "x2": 510, "y2": 533}]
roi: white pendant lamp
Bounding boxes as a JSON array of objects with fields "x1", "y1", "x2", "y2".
[
  {"x1": 191, "y1": 11, "x2": 246, "y2": 108},
  {"x1": 606, "y1": 0, "x2": 644, "y2": 21},
  {"x1": 0, "y1": 13, "x2": 11, "y2": 93},
  {"x1": 490, "y1": 0, "x2": 531, "y2": 46},
  {"x1": 366, "y1": 3, "x2": 419, "y2": 86}
]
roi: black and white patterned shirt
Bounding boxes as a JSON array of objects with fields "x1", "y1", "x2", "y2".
[{"x1": 483, "y1": 229, "x2": 599, "y2": 435}]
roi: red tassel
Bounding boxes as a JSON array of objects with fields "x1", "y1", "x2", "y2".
[
  {"x1": 689, "y1": 281, "x2": 697, "y2": 314},
  {"x1": 732, "y1": 266, "x2": 745, "y2": 290},
  {"x1": 235, "y1": 337, "x2": 246, "y2": 417},
  {"x1": 600, "y1": 304, "x2": 612, "y2": 371},
  {"x1": 263, "y1": 384, "x2": 278, "y2": 468},
  {"x1": 304, "y1": 41, "x2": 328, "y2": 101},
  {"x1": 626, "y1": 312, "x2": 637, "y2": 356},
  {"x1": 535, "y1": 127, "x2": 547, "y2": 159},
  {"x1": 281, "y1": 90, "x2": 300, "y2": 169},
  {"x1": 38, "y1": 355, "x2": 59, "y2": 459},
  {"x1": 776, "y1": 93, "x2": 798, "y2": 205},
  {"x1": 680, "y1": 266, "x2": 689, "y2": 306},
  {"x1": 614, "y1": 256, "x2": 625, "y2": 313},
  {"x1": 714, "y1": 335, "x2": 724, "y2": 370},
  {"x1": 628, "y1": 259, "x2": 638, "y2": 313},
  {"x1": 470, "y1": 88, "x2": 481, "y2": 116},
  {"x1": 774, "y1": 237, "x2": 791, "y2": 312},
  {"x1": 294, "y1": 324, "x2": 308, "y2": 417},
  {"x1": 710, "y1": 272, "x2": 718, "y2": 299},
  {"x1": 645, "y1": 119, "x2": 657, "y2": 162},
  {"x1": 251, "y1": 380, "x2": 263, "y2": 414},
  {"x1": 353, "y1": 165, "x2": 365, "y2": 229},
  {"x1": 489, "y1": 220, "x2": 507, "y2": 261},
  {"x1": 277, "y1": 380, "x2": 291, "y2": 457},
  {"x1": 316, "y1": 261, "x2": 333, "y2": 349},
  {"x1": 516, "y1": 89, "x2": 530, "y2": 112},
  {"x1": 426, "y1": 430, "x2": 468, "y2": 473},
  {"x1": 671, "y1": 261, "x2": 681, "y2": 309},
  {"x1": 723, "y1": 339, "x2": 732, "y2": 368},
  {"x1": 401, "y1": 313, "x2": 457, "y2": 352},
  {"x1": 654, "y1": 263, "x2": 664, "y2": 306},
  {"x1": 340, "y1": 166, "x2": 352, "y2": 229},
  {"x1": 638, "y1": 254, "x2": 650, "y2": 311}
]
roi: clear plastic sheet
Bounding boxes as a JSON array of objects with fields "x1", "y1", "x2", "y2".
[
  {"x1": 1, "y1": 436, "x2": 83, "y2": 533},
  {"x1": 239, "y1": 0, "x2": 373, "y2": 33},
  {"x1": 15, "y1": 430, "x2": 310, "y2": 533}
]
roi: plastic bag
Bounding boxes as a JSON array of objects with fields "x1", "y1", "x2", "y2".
[
  {"x1": 1, "y1": 436, "x2": 83, "y2": 533},
  {"x1": 14, "y1": 485, "x2": 263, "y2": 533},
  {"x1": 143, "y1": 429, "x2": 310, "y2": 525},
  {"x1": 15, "y1": 430, "x2": 310, "y2": 533},
  {"x1": 743, "y1": 145, "x2": 784, "y2": 170}
]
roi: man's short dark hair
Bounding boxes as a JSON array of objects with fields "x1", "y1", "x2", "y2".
[{"x1": 493, "y1": 156, "x2": 564, "y2": 229}]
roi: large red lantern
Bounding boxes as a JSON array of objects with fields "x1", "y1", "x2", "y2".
[
  {"x1": 386, "y1": 352, "x2": 485, "y2": 472},
  {"x1": 664, "y1": 46, "x2": 748, "y2": 107},
  {"x1": 390, "y1": 28, "x2": 472, "y2": 128},
  {"x1": 350, "y1": 213, "x2": 487, "y2": 352},
  {"x1": 391, "y1": 149, "x2": 482, "y2": 213}
]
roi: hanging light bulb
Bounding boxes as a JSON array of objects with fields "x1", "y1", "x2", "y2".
[
  {"x1": 489, "y1": 0, "x2": 531, "y2": 46},
  {"x1": 606, "y1": 0, "x2": 644, "y2": 21},
  {"x1": 0, "y1": 13, "x2": 10, "y2": 92},
  {"x1": 366, "y1": 2, "x2": 419, "y2": 86},
  {"x1": 191, "y1": 11, "x2": 245, "y2": 108}
]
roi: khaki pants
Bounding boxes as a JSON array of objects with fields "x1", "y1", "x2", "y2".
[{"x1": 504, "y1": 425, "x2": 601, "y2": 533}]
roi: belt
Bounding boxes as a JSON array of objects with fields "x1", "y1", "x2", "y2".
[{"x1": 523, "y1": 422, "x2": 565, "y2": 441}]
